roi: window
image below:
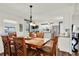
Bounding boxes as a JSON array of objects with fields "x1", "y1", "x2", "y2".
[{"x1": 3, "y1": 20, "x2": 17, "y2": 34}]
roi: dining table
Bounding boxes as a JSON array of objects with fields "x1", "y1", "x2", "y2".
[
  {"x1": 25, "y1": 38, "x2": 44, "y2": 48},
  {"x1": 25, "y1": 37, "x2": 52, "y2": 48},
  {"x1": 25, "y1": 37, "x2": 53, "y2": 55}
]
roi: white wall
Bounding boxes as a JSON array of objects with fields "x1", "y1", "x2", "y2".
[
  {"x1": 57, "y1": 6, "x2": 74, "y2": 54},
  {"x1": 40, "y1": 6, "x2": 74, "y2": 54}
]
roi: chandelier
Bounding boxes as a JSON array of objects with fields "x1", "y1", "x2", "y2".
[{"x1": 24, "y1": 5, "x2": 38, "y2": 32}]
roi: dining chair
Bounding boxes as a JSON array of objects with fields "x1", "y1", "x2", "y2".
[
  {"x1": 36, "y1": 32, "x2": 44, "y2": 38},
  {"x1": 8, "y1": 32, "x2": 17, "y2": 38},
  {"x1": 34, "y1": 35, "x2": 58, "y2": 56},
  {"x1": 1, "y1": 36, "x2": 11, "y2": 56},
  {"x1": 29, "y1": 32, "x2": 36, "y2": 38},
  {"x1": 13, "y1": 37, "x2": 27, "y2": 56},
  {"x1": 43, "y1": 36, "x2": 58, "y2": 56},
  {"x1": 8, "y1": 32, "x2": 17, "y2": 56}
]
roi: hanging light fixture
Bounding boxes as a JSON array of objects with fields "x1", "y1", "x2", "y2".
[
  {"x1": 24, "y1": 5, "x2": 33, "y2": 32},
  {"x1": 29, "y1": 5, "x2": 34, "y2": 25},
  {"x1": 24, "y1": 5, "x2": 38, "y2": 32},
  {"x1": 29, "y1": 5, "x2": 37, "y2": 27},
  {"x1": 29, "y1": 5, "x2": 32, "y2": 22}
]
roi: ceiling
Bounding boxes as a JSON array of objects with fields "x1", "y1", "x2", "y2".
[{"x1": 0, "y1": 3, "x2": 74, "y2": 22}]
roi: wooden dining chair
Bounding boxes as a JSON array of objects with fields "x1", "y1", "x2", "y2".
[
  {"x1": 36, "y1": 32, "x2": 44, "y2": 38},
  {"x1": 8, "y1": 32, "x2": 17, "y2": 56},
  {"x1": 8, "y1": 32, "x2": 17, "y2": 38},
  {"x1": 29, "y1": 32, "x2": 36, "y2": 38},
  {"x1": 13, "y1": 37, "x2": 27, "y2": 56},
  {"x1": 1, "y1": 36, "x2": 11, "y2": 56},
  {"x1": 35, "y1": 36, "x2": 58, "y2": 56}
]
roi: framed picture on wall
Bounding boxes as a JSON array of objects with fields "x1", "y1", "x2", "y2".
[{"x1": 19, "y1": 24, "x2": 23, "y2": 32}]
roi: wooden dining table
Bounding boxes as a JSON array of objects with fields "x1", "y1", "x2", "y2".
[
  {"x1": 25, "y1": 37, "x2": 53, "y2": 56},
  {"x1": 25, "y1": 38, "x2": 44, "y2": 55},
  {"x1": 25, "y1": 38, "x2": 44, "y2": 48},
  {"x1": 25, "y1": 37, "x2": 52, "y2": 49}
]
